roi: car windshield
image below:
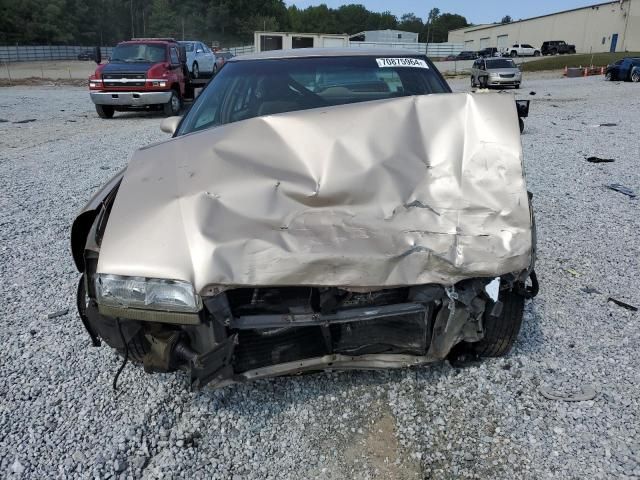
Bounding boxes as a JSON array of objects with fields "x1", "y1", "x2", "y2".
[
  {"x1": 486, "y1": 59, "x2": 516, "y2": 69},
  {"x1": 111, "y1": 44, "x2": 165, "y2": 63},
  {"x1": 178, "y1": 56, "x2": 449, "y2": 135}
]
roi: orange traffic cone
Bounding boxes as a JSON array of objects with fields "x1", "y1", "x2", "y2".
[{"x1": 563, "y1": 65, "x2": 568, "y2": 76}]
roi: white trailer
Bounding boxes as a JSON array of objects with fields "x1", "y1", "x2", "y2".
[{"x1": 254, "y1": 31, "x2": 349, "y2": 53}]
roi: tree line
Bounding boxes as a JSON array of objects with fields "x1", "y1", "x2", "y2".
[{"x1": 0, "y1": 1, "x2": 469, "y2": 47}]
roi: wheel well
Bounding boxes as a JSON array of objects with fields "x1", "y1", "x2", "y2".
[{"x1": 71, "y1": 210, "x2": 99, "y2": 272}]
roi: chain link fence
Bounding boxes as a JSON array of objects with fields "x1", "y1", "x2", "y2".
[{"x1": 0, "y1": 45, "x2": 114, "y2": 63}]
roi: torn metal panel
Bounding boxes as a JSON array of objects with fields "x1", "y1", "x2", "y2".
[{"x1": 98, "y1": 92, "x2": 532, "y2": 290}]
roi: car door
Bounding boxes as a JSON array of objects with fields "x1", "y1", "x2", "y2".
[{"x1": 201, "y1": 43, "x2": 215, "y2": 73}]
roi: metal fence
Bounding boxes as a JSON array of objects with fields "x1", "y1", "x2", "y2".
[
  {"x1": 348, "y1": 41, "x2": 465, "y2": 58},
  {"x1": 225, "y1": 45, "x2": 255, "y2": 56},
  {"x1": 0, "y1": 45, "x2": 113, "y2": 63}
]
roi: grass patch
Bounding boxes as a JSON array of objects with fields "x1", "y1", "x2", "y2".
[{"x1": 520, "y1": 52, "x2": 640, "y2": 72}]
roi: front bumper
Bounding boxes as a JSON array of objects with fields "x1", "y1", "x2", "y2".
[
  {"x1": 90, "y1": 91, "x2": 172, "y2": 106},
  {"x1": 488, "y1": 77, "x2": 521, "y2": 86}
]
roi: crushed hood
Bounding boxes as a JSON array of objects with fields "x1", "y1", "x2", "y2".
[{"x1": 98, "y1": 93, "x2": 532, "y2": 292}]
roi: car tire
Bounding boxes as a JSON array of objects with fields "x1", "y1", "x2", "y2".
[
  {"x1": 213, "y1": 64, "x2": 218, "y2": 76},
  {"x1": 605, "y1": 71, "x2": 613, "y2": 81},
  {"x1": 192, "y1": 62, "x2": 199, "y2": 79},
  {"x1": 631, "y1": 71, "x2": 640, "y2": 83},
  {"x1": 479, "y1": 76, "x2": 488, "y2": 88},
  {"x1": 95, "y1": 105, "x2": 114, "y2": 119},
  {"x1": 515, "y1": 83, "x2": 520, "y2": 89},
  {"x1": 470, "y1": 76, "x2": 476, "y2": 88},
  {"x1": 163, "y1": 90, "x2": 181, "y2": 117},
  {"x1": 471, "y1": 285, "x2": 527, "y2": 357},
  {"x1": 511, "y1": 51, "x2": 517, "y2": 57},
  {"x1": 534, "y1": 51, "x2": 540, "y2": 57}
]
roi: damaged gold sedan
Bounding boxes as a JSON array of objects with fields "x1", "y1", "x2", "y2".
[{"x1": 71, "y1": 49, "x2": 538, "y2": 389}]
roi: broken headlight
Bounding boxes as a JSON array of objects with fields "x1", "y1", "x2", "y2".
[{"x1": 95, "y1": 274, "x2": 201, "y2": 313}]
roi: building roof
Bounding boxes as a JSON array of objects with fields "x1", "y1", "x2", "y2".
[
  {"x1": 450, "y1": 1, "x2": 622, "y2": 34},
  {"x1": 230, "y1": 47, "x2": 426, "y2": 62}
]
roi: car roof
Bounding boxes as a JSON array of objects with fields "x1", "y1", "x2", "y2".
[{"x1": 229, "y1": 47, "x2": 427, "y2": 62}]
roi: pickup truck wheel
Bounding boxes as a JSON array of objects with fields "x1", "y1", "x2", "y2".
[
  {"x1": 631, "y1": 71, "x2": 640, "y2": 83},
  {"x1": 550, "y1": 48, "x2": 558, "y2": 55},
  {"x1": 192, "y1": 62, "x2": 199, "y2": 79},
  {"x1": 534, "y1": 50, "x2": 540, "y2": 57},
  {"x1": 471, "y1": 285, "x2": 527, "y2": 357},
  {"x1": 510, "y1": 51, "x2": 517, "y2": 57},
  {"x1": 163, "y1": 90, "x2": 181, "y2": 117},
  {"x1": 95, "y1": 105, "x2": 114, "y2": 119}
]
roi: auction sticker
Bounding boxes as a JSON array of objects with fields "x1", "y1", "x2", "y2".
[{"x1": 376, "y1": 58, "x2": 429, "y2": 68}]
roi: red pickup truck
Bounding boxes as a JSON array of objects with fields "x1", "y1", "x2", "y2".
[{"x1": 89, "y1": 38, "x2": 193, "y2": 118}]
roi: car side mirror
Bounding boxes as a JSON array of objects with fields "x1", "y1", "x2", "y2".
[
  {"x1": 94, "y1": 46, "x2": 102, "y2": 65},
  {"x1": 196, "y1": 49, "x2": 203, "y2": 53},
  {"x1": 160, "y1": 116, "x2": 182, "y2": 135}
]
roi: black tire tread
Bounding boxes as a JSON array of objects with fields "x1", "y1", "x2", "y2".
[{"x1": 472, "y1": 289, "x2": 525, "y2": 357}]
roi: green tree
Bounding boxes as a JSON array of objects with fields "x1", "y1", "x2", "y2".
[
  {"x1": 148, "y1": 0, "x2": 176, "y2": 37},
  {"x1": 398, "y1": 13, "x2": 424, "y2": 34}
]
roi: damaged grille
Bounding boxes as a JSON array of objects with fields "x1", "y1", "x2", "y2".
[{"x1": 227, "y1": 287, "x2": 432, "y2": 373}]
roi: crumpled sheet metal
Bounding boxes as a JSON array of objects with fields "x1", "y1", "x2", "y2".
[{"x1": 98, "y1": 93, "x2": 532, "y2": 291}]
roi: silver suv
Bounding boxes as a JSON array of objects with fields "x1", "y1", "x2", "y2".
[{"x1": 471, "y1": 57, "x2": 522, "y2": 89}]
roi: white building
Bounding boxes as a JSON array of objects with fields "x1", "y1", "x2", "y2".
[
  {"x1": 448, "y1": 0, "x2": 640, "y2": 53},
  {"x1": 349, "y1": 30, "x2": 419, "y2": 43}
]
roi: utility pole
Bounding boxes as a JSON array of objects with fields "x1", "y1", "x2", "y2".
[{"x1": 130, "y1": 0, "x2": 135, "y2": 38}]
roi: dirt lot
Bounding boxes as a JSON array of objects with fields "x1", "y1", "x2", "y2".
[{"x1": 0, "y1": 72, "x2": 639, "y2": 479}]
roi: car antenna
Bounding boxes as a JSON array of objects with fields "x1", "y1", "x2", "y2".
[{"x1": 112, "y1": 319, "x2": 129, "y2": 393}]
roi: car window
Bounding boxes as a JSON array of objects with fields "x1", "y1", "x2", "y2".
[
  {"x1": 523, "y1": 44, "x2": 533, "y2": 48},
  {"x1": 182, "y1": 42, "x2": 194, "y2": 52},
  {"x1": 486, "y1": 59, "x2": 516, "y2": 69},
  {"x1": 111, "y1": 43, "x2": 166, "y2": 63},
  {"x1": 169, "y1": 48, "x2": 179, "y2": 65},
  {"x1": 178, "y1": 56, "x2": 450, "y2": 135}
]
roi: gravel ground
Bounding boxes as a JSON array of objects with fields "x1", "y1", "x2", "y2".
[{"x1": 1, "y1": 73, "x2": 639, "y2": 479}]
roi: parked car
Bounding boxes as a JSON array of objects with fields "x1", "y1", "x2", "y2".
[
  {"x1": 456, "y1": 51, "x2": 478, "y2": 60},
  {"x1": 72, "y1": 48, "x2": 537, "y2": 390},
  {"x1": 541, "y1": 40, "x2": 576, "y2": 56},
  {"x1": 77, "y1": 50, "x2": 96, "y2": 61},
  {"x1": 179, "y1": 40, "x2": 216, "y2": 79},
  {"x1": 478, "y1": 47, "x2": 501, "y2": 58},
  {"x1": 471, "y1": 57, "x2": 522, "y2": 88},
  {"x1": 88, "y1": 38, "x2": 193, "y2": 119},
  {"x1": 213, "y1": 51, "x2": 234, "y2": 74},
  {"x1": 605, "y1": 57, "x2": 640, "y2": 81},
  {"x1": 502, "y1": 44, "x2": 540, "y2": 57}
]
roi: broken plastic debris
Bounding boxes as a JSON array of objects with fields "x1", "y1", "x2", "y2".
[
  {"x1": 565, "y1": 268, "x2": 581, "y2": 277},
  {"x1": 598, "y1": 123, "x2": 617, "y2": 127},
  {"x1": 586, "y1": 157, "x2": 614, "y2": 163},
  {"x1": 605, "y1": 184, "x2": 637, "y2": 198},
  {"x1": 580, "y1": 286, "x2": 601, "y2": 295},
  {"x1": 47, "y1": 308, "x2": 69, "y2": 319},
  {"x1": 539, "y1": 384, "x2": 597, "y2": 402},
  {"x1": 607, "y1": 297, "x2": 638, "y2": 312},
  {"x1": 12, "y1": 118, "x2": 37, "y2": 124}
]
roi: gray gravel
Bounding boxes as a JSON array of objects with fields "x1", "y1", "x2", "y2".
[{"x1": 1, "y1": 74, "x2": 639, "y2": 479}]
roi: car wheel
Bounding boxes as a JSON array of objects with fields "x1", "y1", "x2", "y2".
[
  {"x1": 631, "y1": 71, "x2": 640, "y2": 83},
  {"x1": 605, "y1": 71, "x2": 613, "y2": 81},
  {"x1": 213, "y1": 64, "x2": 218, "y2": 76},
  {"x1": 479, "y1": 76, "x2": 488, "y2": 88},
  {"x1": 163, "y1": 90, "x2": 181, "y2": 117},
  {"x1": 95, "y1": 105, "x2": 114, "y2": 119},
  {"x1": 471, "y1": 283, "x2": 527, "y2": 357},
  {"x1": 551, "y1": 48, "x2": 558, "y2": 55},
  {"x1": 534, "y1": 50, "x2": 540, "y2": 57},
  {"x1": 470, "y1": 76, "x2": 476, "y2": 88},
  {"x1": 192, "y1": 62, "x2": 199, "y2": 79},
  {"x1": 511, "y1": 51, "x2": 517, "y2": 57}
]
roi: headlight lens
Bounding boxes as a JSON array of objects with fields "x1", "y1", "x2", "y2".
[{"x1": 95, "y1": 274, "x2": 201, "y2": 312}]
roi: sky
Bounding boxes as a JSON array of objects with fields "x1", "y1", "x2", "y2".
[{"x1": 285, "y1": 0, "x2": 601, "y2": 25}]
